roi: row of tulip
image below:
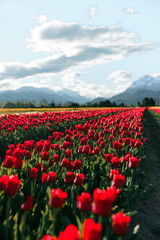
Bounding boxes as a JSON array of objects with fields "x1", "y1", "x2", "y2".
[
  {"x1": 0, "y1": 107, "x2": 146, "y2": 239},
  {"x1": 0, "y1": 108, "x2": 130, "y2": 158}
]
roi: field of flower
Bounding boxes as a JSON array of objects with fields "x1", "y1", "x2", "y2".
[{"x1": 0, "y1": 108, "x2": 147, "y2": 240}]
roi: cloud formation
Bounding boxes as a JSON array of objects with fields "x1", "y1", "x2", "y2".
[
  {"x1": 124, "y1": 8, "x2": 138, "y2": 14},
  {"x1": 0, "y1": 19, "x2": 154, "y2": 82},
  {"x1": 108, "y1": 70, "x2": 133, "y2": 83},
  {"x1": 89, "y1": 6, "x2": 98, "y2": 20},
  {"x1": 62, "y1": 71, "x2": 115, "y2": 99}
]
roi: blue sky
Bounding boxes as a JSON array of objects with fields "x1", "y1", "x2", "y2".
[{"x1": 0, "y1": 0, "x2": 160, "y2": 99}]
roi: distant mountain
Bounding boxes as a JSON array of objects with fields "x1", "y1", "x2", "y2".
[
  {"x1": 89, "y1": 74, "x2": 160, "y2": 105},
  {"x1": 88, "y1": 97, "x2": 107, "y2": 104},
  {"x1": 110, "y1": 75, "x2": 160, "y2": 104},
  {"x1": 0, "y1": 86, "x2": 90, "y2": 104}
]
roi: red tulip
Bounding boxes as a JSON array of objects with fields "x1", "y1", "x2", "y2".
[
  {"x1": 21, "y1": 196, "x2": 33, "y2": 211},
  {"x1": 83, "y1": 218, "x2": 102, "y2": 240},
  {"x1": 48, "y1": 172, "x2": 56, "y2": 183},
  {"x1": 112, "y1": 174, "x2": 125, "y2": 188},
  {"x1": 41, "y1": 173, "x2": 49, "y2": 183},
  {"x1": 111, "y1": 156, "x2": 121, "y2": 168},
  {"x1": 73, "y1": 159, "x2": 82, "y2": 170},
  {"x1": 64, "y1": 172, "x2": 74, "y2": 184},
  {"x1": 58, "y1": 224, "x2": 80, "y2": 240},
  {"x1": 104, "y1": 153, "x2": 111, "y2": 162},
  {"x1": 41, "y1": 235, "x2": 56, "y2": 240},
  {"x1": 29, "y1": 167, "x2": 38, "y2": 179},
  {"x1": 77, "y1": 192, "x2": 92, "y2": 211},
  {"x1": 49, "y1": 188, "x2": 67, "y2": 208},
  {"x1": 129, "y1": 156, "x2": 141, "y2": 168},
  {"x1": 41, "y1": 151, "x2": 49, "y2": 161},
  {"x1": 110, "y1": 169, "x2": 119, "y2": 180},
  {"x1": 3, "y1": 175, "x2": 21, "y2": 196},
  {"x1": 74, "y1": 173, "x2": 84, "y2": 186},
  {"x1": 112, "y1": 212, "x2": 131, "y2": 236},
  {"x1": 92, "y1": 187, "x2": 119, "y2": 216}
]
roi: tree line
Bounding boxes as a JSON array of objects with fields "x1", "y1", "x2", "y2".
[{"x1": 0, "y1": 97, "x2": 157, "y2": 108}]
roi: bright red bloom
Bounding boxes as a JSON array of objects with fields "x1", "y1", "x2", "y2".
[
  {"x1": 24, "y1": 150, "x2": 32, "y2": 160},
  {"x1": 74, "y1": 173, "x2": 84, "y2": 186},
  {"x1": 83, "y1": 218, "x2": 102, "y2": 240},
  {"x1": 41, "y1": 235, "x2": 56, "y2": 240},
  {"x1": 112, "y1": 174, "x2": 125, "y2": 188},
  {"x1": 129, "y1": 156, "x2": 141, "y2": 168},
  {"x1": 24, "y1": 140, "x2": 35, "y2": 150},
  {"x1": 62, "y1": 141, "x2": 71, "y2": 149},
  {"x1": 93, "y1": 147, "x2": 100, "y2": 155},
  {"x1": 41, "y1": 173, "x2": 49, "y2": 183},
  {"x1": 41, "y1": 151, "x2": 49, "y2": 161},
  {"x1": 80, "y1": 137, "x2": 88, "y2": 145},
  {"x1": 53, "y1": 154, "x2": 60, "y2": 162},
  {"x1": 51, "y1": 143, "x2": 59, "y2": 150},
  {"x1": 43, "y1": 140, "x2": 51, "y2": 151},
  {"x1": 113, "y1": 141, "x2": 122, "y2": 150},
  {"x1": 82, "y1": 145, "x2": 90, "y2": 154},
  {"x1": 78, "y1": 146, "x2": 83, "y2": 153},
  {"x1": 100, "y1": 141, "x2": 105, "y2": 148},
  {"x1": 13, "y1": 157, "x2": 24, "y2": 169},
  {"x1": 65, "y1": 149, "x2": 72, "y2": 158},
  {"x1": 92, "y1": 187, "x2": 119, "y2": 216},
  {"x1": 49, "y1": 188, "x2": 67, "y2": 208},
  {"x1": 48, "y1": 172, "x2": 56, "y2": 183},
  {"x1": 104, "y1": 153, "x2": 111, "y2": 162},
  {"x1": 61, "y1": 159, "x2": 73, "y2": 169},
  {"x1": 3, "y1": 155, "x2": 14, "y2": 168},
  {"x1": 0, "y1": 175, "x2": 8, "y2": 190},
  {"x1": 73, "y1": 159, "x2": 82, "y2": 170},
  {"x1": 3, "y1": 175, "x2": 21, "y2": 196},
  {"x1": 12, "y1": 148, "x2": 22, "y2": 158},
  {"x1": 21, "y1": 195, "x2": 33, "y2": 211},
  {"x1": 109, "y1": 135, "x2": 113, "y2": 141},
  {"x1": 77, "y1": 192, "x2": 92, "y2": 211},
  {"x1": 111, "y1": 156, "x2": 121, "y2": 168},
  {"x1": 123, "y1": 138, "x2": 130, "y2": 145},
  {"x1": 58, "y1": 224, "x2": 80, "y2": 240},
  {"x1": 112, "y1": 212, "x2": 131, "y2": 236},
  {"x1": 134, "y1": 140, "x2": 142, "y2": 148},
  {"x1": 110, "y1": 169, "x2": 119, "y2": 180},
  {"x1": 64, "y1": 172, "x2": 74, "y2": 184}
]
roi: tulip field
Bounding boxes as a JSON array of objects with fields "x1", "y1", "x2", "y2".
[{"x1": 0, "y1": 107, "x2": 148, "y2": 240}]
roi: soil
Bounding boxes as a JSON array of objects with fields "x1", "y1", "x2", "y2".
[{"x1": 131, "y1": 110, "x2": 160, "y2": 240}]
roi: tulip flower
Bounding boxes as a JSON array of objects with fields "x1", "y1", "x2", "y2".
[
  {"x1": 83, "y1": 218, "x2": 102, "y2": 240},
  {"x1": 49, "y1": 188, "x2": 67, "y2": 208},
  {"x1": 92, "y1": 187, "x2": 119, "y2": 216},
  {"x1": 112, "y1": 212, "x2": 131, "y2": 236},
  {"x1": 77, "y1": 192, "x2": 92, "y2": 211},
  {"x1": 3, "y1": 175, "x2": 21, "y2": 196},
  {"x1": 21, "y1": 196, "x2": 33, "y2": 211}
]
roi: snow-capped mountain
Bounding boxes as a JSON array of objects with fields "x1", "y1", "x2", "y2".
[
  {"x1": 110, "y1": 74, "x2": 160, "y2": 104},
  {"x1": 126, "y1": 74, "x2": 160, "y2": 93}
]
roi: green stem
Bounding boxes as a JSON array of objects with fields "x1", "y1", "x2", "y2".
[{"x1": 5, "y1": 197, "x2": 11, "y2": 240}]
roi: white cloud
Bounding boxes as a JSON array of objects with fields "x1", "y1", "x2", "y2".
[
  {"x1": 61, "y1": 70, "x2": 132, "y2": 99},
  {"x1": 124, "y1": 8, "x2": 138, "y2": 14},
  {"x1": 32, "y1": 15, "x2": 47, "y2": 24},
  {"x1": 149, "y1": 72, "x2": 160, "y2": 78},
  {"x1": 89, "y1": 6, "x2": 98, "y2": 20},
  {"x1": 0, "y1": 19, "x2": 154, "y2": 82},
  {"x1": 108, "y1": 70, "x2": 133, "y2": 83}
]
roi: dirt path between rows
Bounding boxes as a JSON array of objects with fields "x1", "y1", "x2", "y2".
[{"x1": 131, "y1": 110, "x2": 160, "y2": 240}]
